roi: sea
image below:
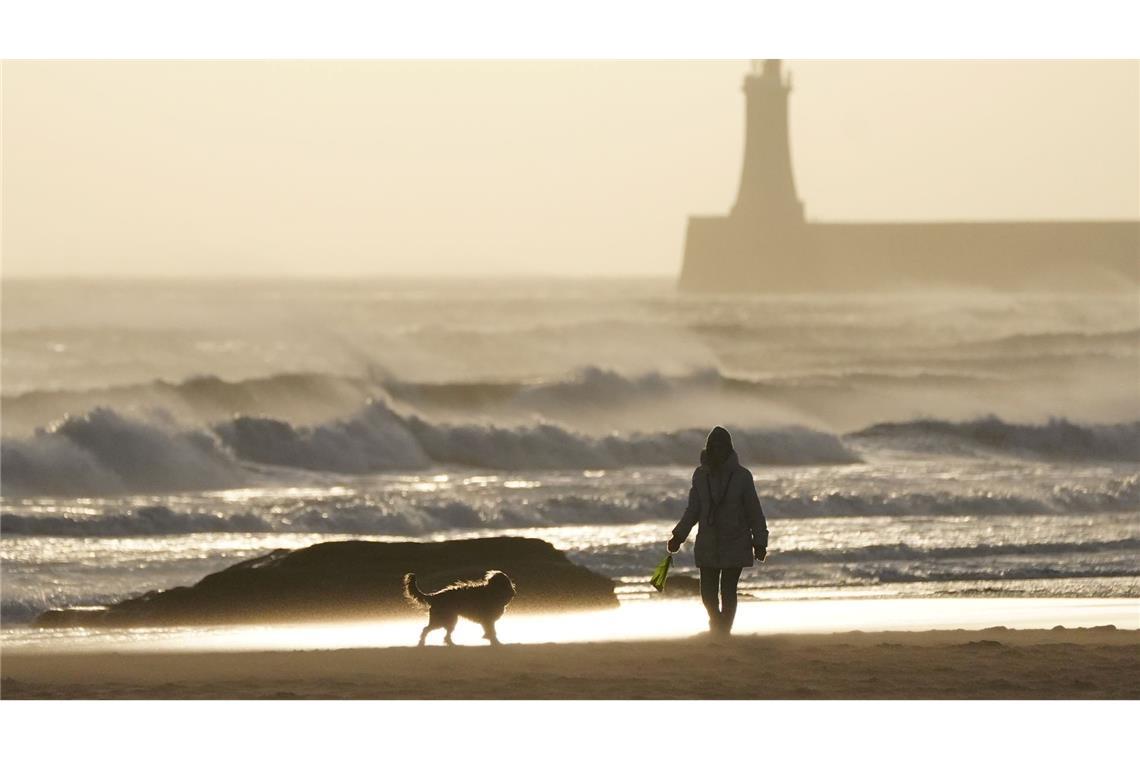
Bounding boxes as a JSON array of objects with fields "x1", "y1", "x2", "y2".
[{"x1": 2, "y1": 278, "x2": 1138, "y2": 633}]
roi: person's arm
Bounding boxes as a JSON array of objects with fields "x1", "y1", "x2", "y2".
[
  {"x1": 668, "y1": 472, "x2": 702, "y2": 551},
  {"x1": 744, "y1": 472, "x2": 769, "y2": 559}
]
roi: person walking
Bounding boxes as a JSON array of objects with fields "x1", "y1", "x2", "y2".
[{"x1": 667, "y1": 426, "x2": 768, "y2": 636}]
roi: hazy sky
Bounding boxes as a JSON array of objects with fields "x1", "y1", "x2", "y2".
[{"x1": 3, "y1": 60, "x2": 1137, "y2": 277}]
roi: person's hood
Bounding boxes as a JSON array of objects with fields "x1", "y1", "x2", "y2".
[
  {"x1": 705, "y1": 425, "x2": 732, "y2": 451},
  {"x1": 700, "y1": 425, "x2": 735, "y2": 469}
]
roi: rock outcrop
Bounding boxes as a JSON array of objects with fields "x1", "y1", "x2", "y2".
[{"x1": 35, "y1": 537, "x2": 617, "y2": 628}]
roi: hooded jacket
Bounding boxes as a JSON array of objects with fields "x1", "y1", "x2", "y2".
[{"x1": 671, "y1": 436, "x2": 769, "y2": 569}]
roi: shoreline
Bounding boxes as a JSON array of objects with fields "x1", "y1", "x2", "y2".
[
  {"x1": 4, "y1": 627, "x2": 1137, "y2": 699},
  {"x1": 5, "y1": 596, "x2": 1137, "y2": 653}
]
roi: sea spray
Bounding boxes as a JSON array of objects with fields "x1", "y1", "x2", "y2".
[{"x1": 2, "y1": 401, "x2": 859, "y2": 496}]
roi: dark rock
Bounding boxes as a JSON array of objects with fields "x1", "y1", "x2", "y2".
[{"x1": 34, "y1": 537, "x2": 617, "y2": 628}]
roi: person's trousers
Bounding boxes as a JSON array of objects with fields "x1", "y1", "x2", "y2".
[{"x1": 699, "y1": 566, "x2": 743, "y2": 633}]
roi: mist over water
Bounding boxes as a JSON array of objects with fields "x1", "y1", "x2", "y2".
[
  {"x1": 1, "y1": 279, "x2": 1138, "y2": 625},
  {"x1": 4, "y1": 279, "x2": 1138, "y2": 426}
]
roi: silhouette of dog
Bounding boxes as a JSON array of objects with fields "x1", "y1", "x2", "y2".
[{"x1": 403, "y1": 570, "x2": 516, "y2": 646}]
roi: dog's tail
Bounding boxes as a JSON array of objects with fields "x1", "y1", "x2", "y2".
[{"x1": 402, "y1": 573, "x2": 430, "y2": 608}]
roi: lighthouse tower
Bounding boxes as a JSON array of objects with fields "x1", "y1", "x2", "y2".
[
  {"x1": 679, "y1": 59, "x2": 815, "y2": 291},
  {"x1": 733, "y1": 60, "x2": 804, "y2": 224}
]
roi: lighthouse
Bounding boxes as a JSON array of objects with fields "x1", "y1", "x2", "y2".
[
  {"x1": 733, "y1": 60, "x2": 804, "y2": 224},
  {"x1": 679, "y1": 60, "x2": 815, "y2": 291}
]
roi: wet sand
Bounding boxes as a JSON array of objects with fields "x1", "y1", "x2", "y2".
[{"x1": 3, "y1": 627, "x2": 1137, "y2": 699}]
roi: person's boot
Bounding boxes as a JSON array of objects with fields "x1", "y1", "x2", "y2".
[
  {"x1": 707, "y1": 611, "x2": 731, "y2": 638},
  {"x1": 720, "y1": 608, "x2": 736, "y2": 637}
]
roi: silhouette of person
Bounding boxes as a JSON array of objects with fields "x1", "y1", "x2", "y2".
[{"x1": 667, "y1": 426, "x2": 768, "y2": 636}]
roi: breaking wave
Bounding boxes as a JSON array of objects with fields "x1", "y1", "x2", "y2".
[
  {"x1": 0, "y1": 408, "x2": 245, "y2": 497},
  {"x1": 213, "y1": 404, "x2": 431, "y2": 473},
  {"x1": 1, "y1": 402, "x2": 858, "y2": 496},
  {"x1": 4, "y1": 401, "x2": 1136, "y2": 499},
  {"x1": 850, "y1": 416, "x2": 1140, "y2": 462},
  {"x1": 214, "y1": 401, "x2": 857, "y2": 472}
]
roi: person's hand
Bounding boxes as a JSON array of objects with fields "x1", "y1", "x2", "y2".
[
  {"x1": 667, "y1": 537, "x2": 682, "y2": 554},
  {"x1": 755, "y1": 546, "x2": 767, "y2": 562}
]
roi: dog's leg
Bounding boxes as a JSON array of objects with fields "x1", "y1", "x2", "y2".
[
  {"x1": 481, "y1": 621, "x2": 501, "y2": 646},
  {"x1": 442, "y1": 614, "x2": 458, "y2": 646},
  {"x1": 419, "y1": 608, "x2": 445, "y2": 646}
]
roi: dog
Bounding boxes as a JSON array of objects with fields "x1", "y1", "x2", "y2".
[{"x1": 403, "y1": 570, "x2": 516, "y2": 646}]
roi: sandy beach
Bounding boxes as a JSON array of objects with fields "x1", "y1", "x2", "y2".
[{"x1": 4, "y1": 626, "x2": 1137, "y2": 699}]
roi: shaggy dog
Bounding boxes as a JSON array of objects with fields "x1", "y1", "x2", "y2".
[{"x1": 403, "y1": 570, "x2": 516, "y2": 646}]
